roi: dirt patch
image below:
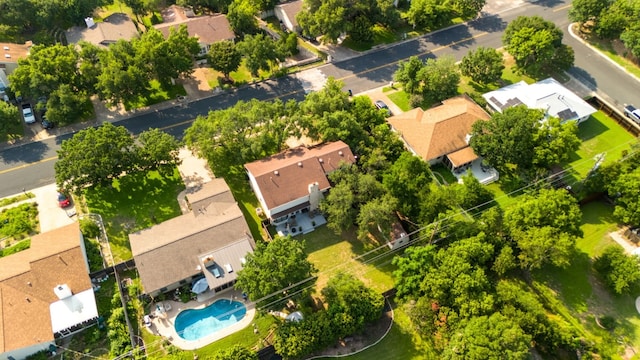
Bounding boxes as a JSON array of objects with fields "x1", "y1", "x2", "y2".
[{"x1": 306, "y1": 298, "x2": 394, "y2": 358}]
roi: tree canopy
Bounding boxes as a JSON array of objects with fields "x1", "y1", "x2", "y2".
[
  {"x1": 460, "y1": 47, "x2": 504, "y2": 84},
  {"x1": 0, "y1": 101, "x2": 20, "y2": 136},
  {"x1": 594, "y1": 245, "x2": 640, "y2": 295},
  {"x1": 207, "y1": 40, "x2": 242, "y2": 80},
  {"x1": 235, "y1": 235, "x2": 317, "y2": 308},
  {"x1": 503, "y1": 16, "x2": 574, "y2": 75},
  {"x1": 470, "y1": 106, "x2": 580, "y2": 177}
]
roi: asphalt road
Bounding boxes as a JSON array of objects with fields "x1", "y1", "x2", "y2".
[{"x1": 1, "y1": 0, "x2": 639, "y2": 197}]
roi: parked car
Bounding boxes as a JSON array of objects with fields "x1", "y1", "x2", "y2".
[
  {"x1": 41, "y1": 115, "x2": 54, "y2": 130},
  {"x1": 374, "y1": 100, "x2": 392, "y2": 116},
  {"x1": 57, "y1": 191, "x2": 71, "y2": 208},
  {"x1": 624, "y1": 104, "x2": 640, "y2": 124},
  {"x1": 21, "y1": 103, "x2": 36, "y2": 124}
]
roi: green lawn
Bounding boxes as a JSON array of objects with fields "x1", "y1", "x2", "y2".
[
  {"x1": 430, "y1": 164, "x2": 457, "y2": 185},
  {"x1": 564, "y1": 111, "x2": 637, "y2": 179},
  {"x1": 303, "y1": 227, "x2": 395, "y2": 294},
  {"x1": 123, "y1": 80, "x2": 187, "y2": 111},
  {"x1": 387, "y1": 91, "x2": 411, "y2": 112},
  {"x1": 84, "y1": 168, "x2": 185, "y2": 263}
]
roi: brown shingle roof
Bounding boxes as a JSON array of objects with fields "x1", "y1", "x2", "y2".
[
  {"x1": 0, "y1": 42, "x2": 31, "y2": 64},
  {"x1": 154, "y1": 14, "x2": 234, "y2": 44},
  {"x1": 387, "y1": 95, "x2": 490, "y2": 162},
  {"x1": 446, "y1": 147, "x2": 479, "y2": 167},
  {"x1": 65, "y1": 13, "x2": 138, "y2": 47},
  {"x1": 244, "y1": 141, "x2": 355, "y2": 210},
  {"x1": 130, "y1": 179, "x2": 254, "y2": 295},
  {"x1": 0, "y1": 223, "x2": 90, "y2": 353}
]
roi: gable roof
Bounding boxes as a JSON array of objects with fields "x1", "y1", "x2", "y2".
[
  {"x1": 275, "y1": 0, "x2": 304, "y2": 30},
  {"x1": 0, "y1": 41, "x2": 32, "y2": 64},
  {"x1": 387, "y1": 95, "x2": 490, "y2": 162},
  {"x1": 129, "y1": 179, "x2": 254, "y2": 295},
  {"x1": 482, "y1": 78, "x2": 597, "y2": 122},
  {"x1": 154, "y1": 14, "x2": 234, "y2": 44},
  {"x1": 244, "y1": 141, "x2": 355, "y2": 211},
  {"x1": 65, "y1": 13, "x2": 138, "y2": 47},
  {"x1": 0, "y1": 223, "x2": 92, "y2": 353}
]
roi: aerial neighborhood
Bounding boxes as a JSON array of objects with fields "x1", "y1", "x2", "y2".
[{"x1": 1, "y1": 0, "x2": 640, "y2": 359}]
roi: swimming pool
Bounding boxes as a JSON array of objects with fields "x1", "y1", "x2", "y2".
[{"x1": 174, "y1": 299, "x2": 247, "y2": 341}]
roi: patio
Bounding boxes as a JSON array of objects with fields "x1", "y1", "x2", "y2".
[
  {"x1": 274, "y1": 211, "x2": 327, "y2": 237},
  {"x1": 452, "y1": 159, "x2": 499, "y2": 185},
  {"x1": 144, "y1": 288, "x2": 255, "y2": 350}
]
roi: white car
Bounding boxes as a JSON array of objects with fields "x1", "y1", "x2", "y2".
[
  {"x1": 22, "y1": 103, "x2": 36, "y2": 124},
  {"x1": 624, "y1": 104, "x2": 640, "y2": 124}
]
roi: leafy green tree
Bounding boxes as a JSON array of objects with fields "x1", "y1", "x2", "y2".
[
  {"x1": 511, "y1": 226, "x2": 576, "y2": 270},
  {"x1": 0, "y1": 101, "x2": 20, "y2": 135},
  {"x1": 208, "y1": 41, "x2": 242, "y2": 81},
  {"x1": 55, "y1": 123, "x2": 135, "y2": 192},
  {"x1": 297, "y1": 0, "x2": 348, "y2": 43},
  {"x1": 8, "y1": 44, "x2": 80, "y2": 99},
  {"x1": 453, "y1": 0, "x2": 486, "y2": 17},
  {"x1": 323, "y1": 272, "x2": 385, "y2": 338},
  {"x1": 393, "y1": 56, "x2": 424, "y2": 94},
  {"x1": 77, "y1": 41, "x2": 106, "y2": 93},
  {"x1": 237, "y1": 33, "x2": 282, "y2": 76},
  {"x1": 569, "y1": 0, "x2": 612, "y2": 25},
  {"x1": 393, "y1": 245, "x2": 437, "y2": 299},
  {"x1": 235, "y1": 235, "x2": 317, "y2": 307},
  {"x1": 609, "y1": 168, "x2": 640, "y2": 225},
  {"x1": 470, "y1": 106, "x2": 580, "y2": 175},
  {"x1": 349, "y1": 15, "x2": 373, "y2": 43},
  {"x1": 458, "y1": 172, "x2": 494, "y2": 211},
  {"x1": 356, "y1": 193, "x2": 399, "y2": 243},
  {"x1": 273, "y1": 311, "x2": 334, "y2": 358},
  {"x1": 503, "y1": 16, "x2": 573, "y2": 75},
  {"x1": 97, "y1": 40, "x2": 151, "y2": 106},
  {"x1": 213, "y1": 345, "x2": 258, "y2": 360},
  {"x1": 135, "y1": 128, "x2": 181, "y2": 173},
  {"x1": 156, "y1": 25, "x2": 201, "y2": 83},
  {"x1": 459, "y1": 47, "x2": 504, "y2": 84},
  {"x1": 621, "y1": 25, "x2": 640, "y2": 58},
  {"x1": 406, "y1": 0, "x2": 449, "y2": 30},
  {"x1": 185, "y1": 99, "x2": 295, "y2": 176},
  {"x1": 419, "y1": 55, "x2": 460, "y2": 103},
  {"x1": 595, "y1": 1, "x2": 629, "y2": 38},
  {"x1": 594, "y1": 246, "x2": 640, "y2": 295},
  {"x1": 227, "y1": 0, "x2": 258, "y2": 34},
  {"x1": 382, "y1": 152, "x2": 432, "y2": 220},
  {"x1": 442, "y1": 313, "x2": 531, "y2": 360},
  {"x1": 45, "y1": 84, "x2": 92, "y2": 126}
]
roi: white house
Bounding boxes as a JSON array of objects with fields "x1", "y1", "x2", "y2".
[
  {"x1": 482, "y1": 78, "x2": 597, "y2": 123},
  {"x1": 244, "y1": 141, "x2": 356, "y2": 225},
  {"x1": 274, "y1": 0, "x2": 304, "y2": 33}
]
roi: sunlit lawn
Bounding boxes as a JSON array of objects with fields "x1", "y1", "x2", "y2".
[
  {"x1": 387, "y1": 91, "x2": 411, "y2": 111},
  {"x1": 302, "y1": 226, "x2": 395, "y2": 294},
  {"x1": 123, "y1": 80, "x2": 187, "y2": 111},
  {"x1": 563, "y1": 111, "x2": 636, "y2": 179},
  {"x1": 84, "y1": 168, "x2": 185, "y2": 263}
]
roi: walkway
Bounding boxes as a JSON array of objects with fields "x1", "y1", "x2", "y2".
[{"x1": 608, "y1": 230, "x2": 640, "y2": 255}]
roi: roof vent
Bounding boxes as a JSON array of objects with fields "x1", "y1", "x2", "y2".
[
  {"x1": 27, "y1": 281, "x2": 32, "y2": 287},
  {"x1": 297, "y1": 162, "x2": 302, "y2": 167},
  {"x1": 54, "y1": 284, "x2": 73, "y2": 300},
  {"x1": 338, "y1": 151, "x2": 343, "y2": 156},
  {"x1": 319, "y1": 158, "x2": 323, "y2": 163},
  {"x1": 3, "y1": 46, "x2": 8, "y2": 50},
  {"x1": 4, "y1": 54, "x2": 10, "y2": 59},
  {"x1": 274, "y1": 170, "x2": 279, "y2": 175}
]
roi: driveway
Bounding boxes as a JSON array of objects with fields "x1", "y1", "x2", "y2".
[{"x1": 31, "y1": 183, "x2": 77, "y2": 232}]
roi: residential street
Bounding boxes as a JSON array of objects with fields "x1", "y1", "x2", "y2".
[{"x1": 1, "y1": 0, "x2": 640, "y2": 198}]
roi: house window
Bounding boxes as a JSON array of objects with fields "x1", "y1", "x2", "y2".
[
  {"x1": 160, "y1": 287, "x2": 168, "y2": 293},
  {"x1": 273, "y1": 215, "x2": 288, "y2": 224}
]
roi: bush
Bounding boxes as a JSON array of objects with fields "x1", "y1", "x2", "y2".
[
  {"x1": 594, "y1": 246, "x2": 640, "y2": 295},
  {"x1": 0, "y1": 203, "x2": 38, "y2": 238},
  {"x1": 80, "y1": 218, "x2": 101, "y2": 239},
  {"x1": 0, "y1": 239, "x2": 30, "y2": 257}
]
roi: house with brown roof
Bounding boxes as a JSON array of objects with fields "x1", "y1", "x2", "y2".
[
  {"x1": 129, "y1": 178, "x2": 254, "y2": 298},
  {"x1": 388, "y1": 95, "x2": 499, "y2": 184},
  {"x1": 0, "y1": 223, "x2": 98, "y2": 360},
  {"x1": 244, "y1": 141, "x2": 356, "y2": 228},
  {"x1": 154, "y1": 7, "x2": 235, "y2": 57},
  {"x1": 0, "y1": 41, "x2": 32, "y2": 100},
  {"x1": 275, "y1": 0, "x2": 304, "y2": 33},
  {"x1": 65, "y1": 13, "x2": 139, "y2": 48}
]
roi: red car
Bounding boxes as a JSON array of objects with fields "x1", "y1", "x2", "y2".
[{"x1": 57, "y1": 192, "x2": 71, "y2": 208}]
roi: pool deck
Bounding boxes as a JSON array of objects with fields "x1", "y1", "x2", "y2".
[{"x1": 145, "y1": 289, "x2": 255, "y2": 350}]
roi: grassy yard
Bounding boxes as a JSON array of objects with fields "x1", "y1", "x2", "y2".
[
  {"x1": 387, "y1": 91, "x2": 411, "y2": 112},
  {"x1": 563, "y1": 111, "x2": 637, "y2": 180},
  {"x1": 302, "y1": 227, "x2": 395, "y2": 294},
  {"x1": 84, "y1": 168, "x2": 185, "y2": 263},
  {"x1": 430, "y1": 164, "x2": 457, "y2": 185},
  {"x1": 122, "y1": 80, "x2": 187, "y2": 111}
]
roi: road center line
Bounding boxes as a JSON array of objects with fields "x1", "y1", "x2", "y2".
[
  {"x1": 553, "y1": 4, "x2": 572, "y2": 12},
  {"x1": 0, "y1": 156, "x2": 58, "y2": 175}
]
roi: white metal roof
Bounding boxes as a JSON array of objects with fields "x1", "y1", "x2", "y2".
[{"x1": 49, "y1": 288, "x2": 99, "y2": 333}]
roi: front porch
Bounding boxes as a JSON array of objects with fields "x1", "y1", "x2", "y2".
[{"x1": 274, "y1": 210, "x2": 327, "y2": 237}]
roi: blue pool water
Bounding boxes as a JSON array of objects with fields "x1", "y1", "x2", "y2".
[{"x1": 174, "y1": 299, "x2": 247, "y2": 340}]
